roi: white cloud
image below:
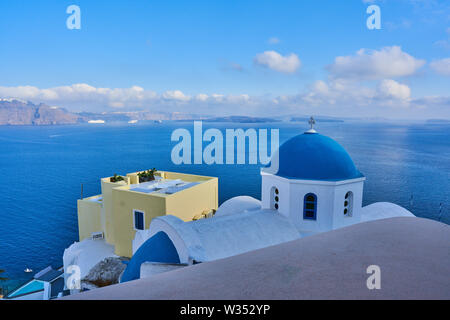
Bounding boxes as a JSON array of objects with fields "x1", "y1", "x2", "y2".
[
  {"x1": 230, "y1": 62, "x2": 243, "y2": 72},
  {"x1": 0, "y1": 84, "x2": 157, "y2": 108},
  {"x1": 434, "y1": 27, "x2": 450, "y2": 49},
  {"x1": 0, "y1": 81, "x2": 448, "y2": 119},
  {"x1": 0, "y1": 49, "x2": 448, "y2": 121},
  {"x1": 311, "y1": 80, "x2": 329, "y2": 95},
  {"x1": 327, "y1": 46, "x2": 425, "y2": 80},
  {"x1": 430, "y1": 58, "x2": 450, "y2": 76},
  {"x1": 377, "y1": 79, "x2": 411, "y2": 101},
  {"x1": 268, "y1": 37, "x2": 280, "y2": 45},
  {"x1": 162, "y1": 90, "x2": 190, "y2": 101},
  {"x1": 211, "y1": 93, "x2": 225, "y2": 102},
  {"x1": 0, "y1": 84, "x2": 182, "y2": 110},
  {"x1": 195, "y1": 93, "x2": 209, "y2": 101},
  {"x1": 192, "y1": 93, "x2": 251, "y2": 104},
  {"x1": 0, "y1": 84, "x2": 259, "y2": 113},
  {"x1": 254, "y1": 51, "x2": 301, "y2": 73},
  {"x1": 279, "y1": 78, "x2": 412, "y2": 111},
  {"x1": 434, "y1": 39, "x2": 450, "y2": 49},
  {"x1": 303, "y1": 80, "x2": 370, "y2": 106},
  {"x1": 226, "y1": 94, "x2": 250, "y2": 103}
]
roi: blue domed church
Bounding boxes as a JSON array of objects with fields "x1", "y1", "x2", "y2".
[
  {"x1": 261, "y1": 123, "x2": 365, "y2": 234},
  {"x1": 121, "y1": 119, "x2": 413, "y2": 282}
]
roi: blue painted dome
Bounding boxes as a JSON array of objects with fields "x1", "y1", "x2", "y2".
[{"x1": 266, "y1": 132, "x2": 363, "y2": 181}]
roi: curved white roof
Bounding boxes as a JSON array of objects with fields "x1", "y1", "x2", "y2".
[
  {"x1": 67, "y1": 217, "x2": 450, "y2": 300},
  {"x1": 63, "y1": 239, "x2": 117, "y2": 279},
  {"x1": 214, "y1": 196, "x2": 261, "y2": 217},
  {"x1": 148, "y1": 209, "x2": 301, "y2": 263},
  {"x1": 136, "y1": 201, "x2": 415, "y2": 264},
  {"x1": 361, "y1": 202, "x2": 414, "y2": 222}
]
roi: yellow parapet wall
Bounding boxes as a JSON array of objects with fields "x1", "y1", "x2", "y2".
[
  {"x1": 77, "y1": 170, "x2": 218, "y2": 258},
  {"x1": 165, "y1": 177, "x2": 218, "y2": 222},
  {"x1": 100, "y1": 177, "x2": 130, "y2": 244},
  {"x1": 77, "y1": 196, "x2": 103, "y2": 241}
]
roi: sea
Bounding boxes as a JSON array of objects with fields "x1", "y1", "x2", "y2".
[{"x1": 0, "y1": 120, "x2": 449, "y2": 292}]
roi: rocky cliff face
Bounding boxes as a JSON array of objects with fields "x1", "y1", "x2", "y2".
[
  {"x1": 0, "y1": 99, "x2": 82, "y2": 125},
  {"x1": 81, "y1": 257, "x2": 128, "y2": 290}
]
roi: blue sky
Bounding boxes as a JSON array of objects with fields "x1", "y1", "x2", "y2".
[{"x1": 0, "y1": 0, "x2": 449, "y2": 119}]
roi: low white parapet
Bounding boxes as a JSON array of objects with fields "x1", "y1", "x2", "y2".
[{"x1": 140, "y1": 262, "x2": 187, "y2": 279}]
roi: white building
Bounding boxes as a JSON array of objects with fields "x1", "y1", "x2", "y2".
[
  {"x1": 260, "y1": 126, "x2": 366, "y2": 234},
  {"x1": 121, "y1": 122, "x2": 414, "y2": 282}
]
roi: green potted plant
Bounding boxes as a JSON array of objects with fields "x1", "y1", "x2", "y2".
[
  {"x1": 138, "y1": 168, "x2": 157, "y2": 183},
  {"x1": 110, "y1": 173, "x2": 125, "y2": 183}
]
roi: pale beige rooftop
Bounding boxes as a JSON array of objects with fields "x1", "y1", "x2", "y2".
[{"x1": 65, "y1": 217, "x2": 450, "y2": 300}]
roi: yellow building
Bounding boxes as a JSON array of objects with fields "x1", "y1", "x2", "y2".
[{"x1": 77, "y1": 170, "x2": 218, "y2": 257}]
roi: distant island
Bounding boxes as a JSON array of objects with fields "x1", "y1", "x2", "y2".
[
  {"x1": 427, "y1": 119, "x2": 450, "y2": 124},
  {"x1": 0, "y1": 100, "x2": 282, "y2": 125},
  {"x1": 290, "y1": 116, "x2": 344, "y2": 123},
  {"x1": 5, "y1": 99, "x2": 446, "y2": 126},
  {"x1": 202, "y1": 116, "x2": 281, "y2": 123}
]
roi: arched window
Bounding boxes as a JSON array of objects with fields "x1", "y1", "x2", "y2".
[
  {"x1": 344, "y1": 191, "x2": 353, "y2": 217},
  {"x1": 303, "y1": 193, "x2": 317, "y2": 220},
  {"x1": 270, "y1": 187, "x2": 280, "y2": 210}
]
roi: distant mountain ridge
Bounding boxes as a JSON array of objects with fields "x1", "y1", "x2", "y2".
[
  {"x1": 290, "y1": 116, "x2": 344, "y2": 123},
  {"x1": 3, "y1": 99, "x2": 447, "y2": 126},
  {"x1": 0, "y1": 101, "x2": 345, "y2": 125},
  {"x1": 0, "y1": 100, "x2": 82, "y2": 125},
  {"x1": 427, "y1": 119, "x2": 450, "y2": 124},
  {"x1": 0, "y1": 100, "x2": 209, "y2": 125},
  {"x1": 202, "y1": 116, "x2": 280, "y2": 123}
]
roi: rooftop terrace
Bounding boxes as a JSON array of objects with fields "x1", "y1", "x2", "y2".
[
  {"x1": 99, "y1": 170, "x2": 215, "y2": 198},
  {"x1": 128, "y1": 177, "x2": 200, "y2": 195}
]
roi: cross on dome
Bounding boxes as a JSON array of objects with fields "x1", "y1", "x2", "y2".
[{"x1": 305, "y1": 116, "x2": 317, "y2": 134}]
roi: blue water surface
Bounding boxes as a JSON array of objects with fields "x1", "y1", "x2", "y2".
[{"x1": 0, "y1": 121, "x2": 449, "y2": 286}]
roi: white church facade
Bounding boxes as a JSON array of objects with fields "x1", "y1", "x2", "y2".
[
  {"x1": 260, "y1": 123, "x2": 366, "y2": 234},
  {"x1": 120, "y1": 119, "x2": 414, "y2": 282}
]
